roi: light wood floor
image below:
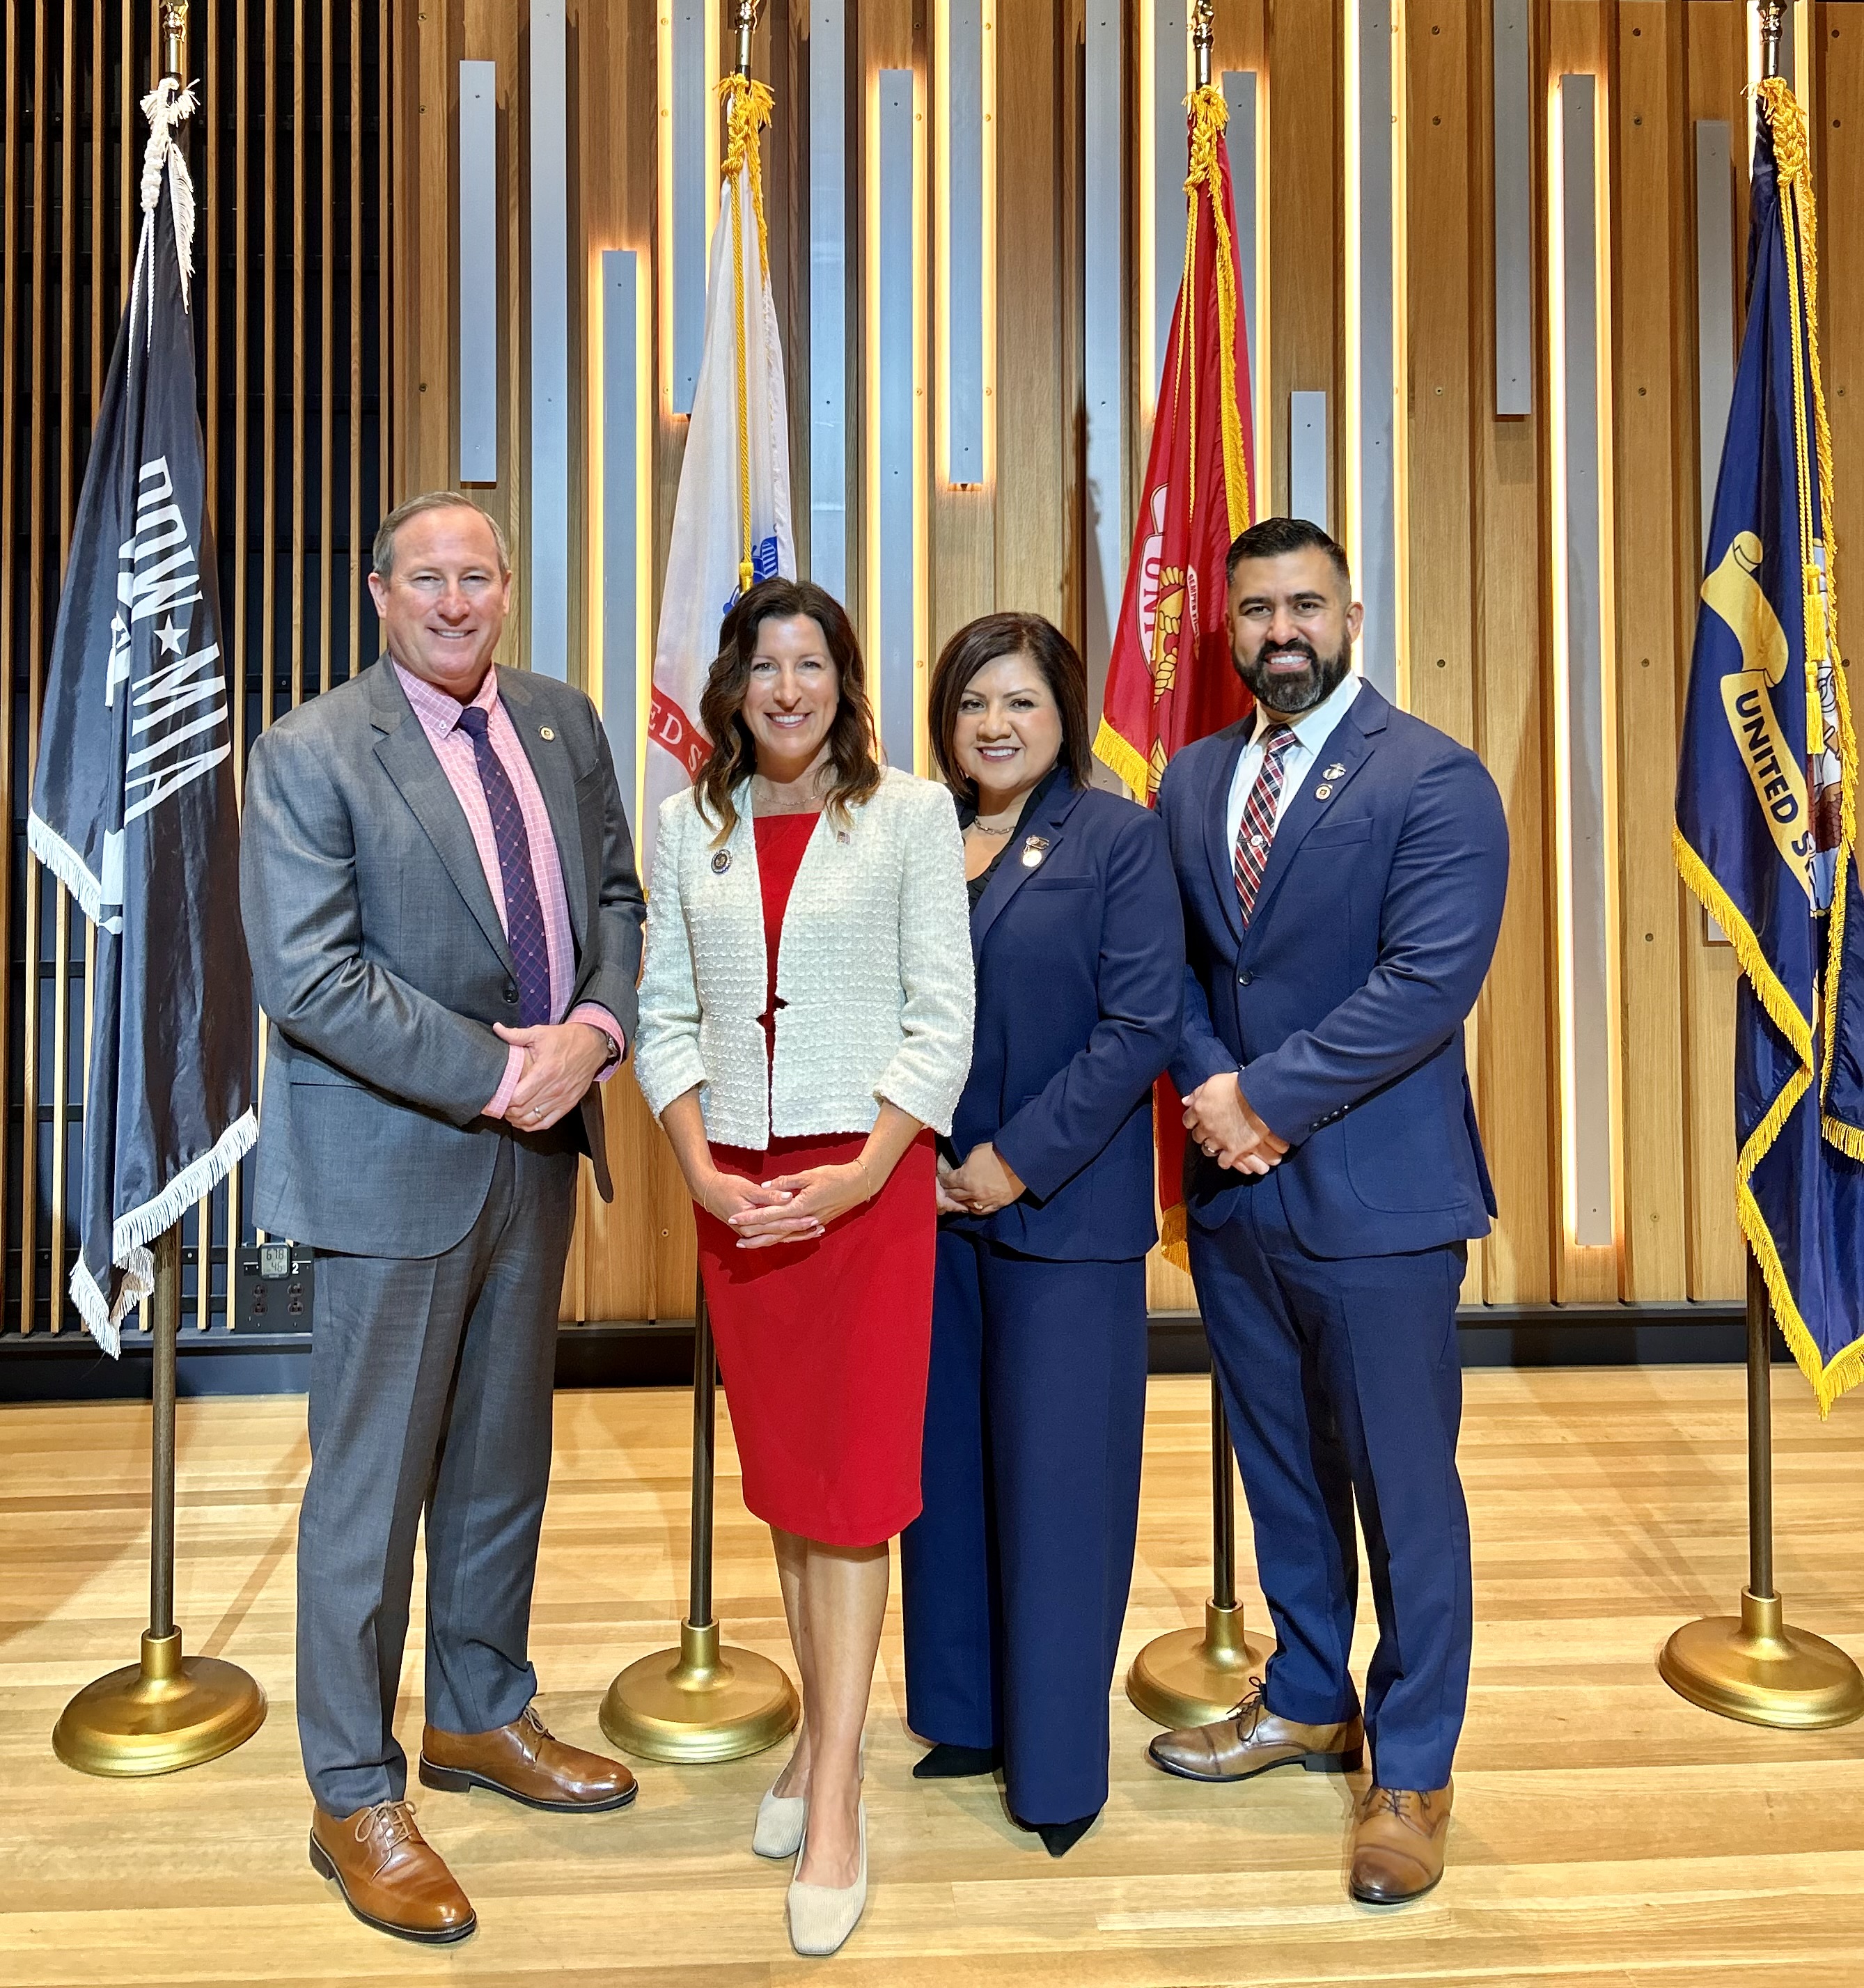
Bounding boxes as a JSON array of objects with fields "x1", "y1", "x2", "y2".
[{"x1": 4, "y1": 1368, "x2": 1864, "y2": 1987}]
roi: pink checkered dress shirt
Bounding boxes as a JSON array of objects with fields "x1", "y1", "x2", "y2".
[{"x1": 394, "y1": 662, "x2": 624, "y2": 1119}]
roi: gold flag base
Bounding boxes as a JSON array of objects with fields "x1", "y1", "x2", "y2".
[
  {"x1": 600, "y1": 1619, "x2": 798, "y2": 1764},
  {"x1": 53, "y1": 1629, "x2": 267, "y2": 1777},
  {"x1": 1659, "y1": 1588, "x2": 1864, "y2": 1730},
  {"x1": 1126, "y1": 1599, "x2": 1273, "y2": 1730}
]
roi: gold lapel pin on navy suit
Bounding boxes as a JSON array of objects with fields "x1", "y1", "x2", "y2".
[{"x1": 1021, "y1": 834, "x2": 1050, "y2": 869}]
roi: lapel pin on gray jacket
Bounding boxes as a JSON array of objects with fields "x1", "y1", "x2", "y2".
[
  {"x1": 540, "y1": 726, "x2": 555, "y2": 740},
  {"x1": 711, "y1": 849, "x2": 732, "y2": 874},
  {"x1": 1021, "y1": 835, "x2": 1049, "y2": 869}
]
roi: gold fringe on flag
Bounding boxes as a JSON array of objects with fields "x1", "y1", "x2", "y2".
[{"x1": 718, "y1": 73, "x2": 775, "y2": 595}]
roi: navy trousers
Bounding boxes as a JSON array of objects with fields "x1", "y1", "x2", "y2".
[
  {"x1": 1189, "y1": 1170, "x2": 1471, "y2": 1792},
  {"x1": 900, "y1": 1232, "x2": 1148, "y2": 1826}
]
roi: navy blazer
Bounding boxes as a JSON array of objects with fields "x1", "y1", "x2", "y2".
[
  {"x1": 946, "y1": 778, "x2": 1184, "y2": 1262},
  {"x1": 1157, "y1": 682, "x2": 1508, "y2": 1259}
]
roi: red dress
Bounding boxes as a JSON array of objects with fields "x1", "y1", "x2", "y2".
[{"x1": 696, "y1": 811, "x2": 937, "y2": 1547}]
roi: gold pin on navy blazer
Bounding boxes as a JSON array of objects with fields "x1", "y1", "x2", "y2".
[{"x1": 944, "y1": 774, "x2": 1185, "y2": 1262}]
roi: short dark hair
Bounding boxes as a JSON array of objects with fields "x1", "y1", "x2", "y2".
[
  {"x1": 927, "y1": 612, "x2": 1093, "y2": 797},
  {"x1": 694, "y1": 577, "x2": 883, "y2": 843},
  {"x1": 1224, "y1": 515, "x2": 1352, "y2": 595}
]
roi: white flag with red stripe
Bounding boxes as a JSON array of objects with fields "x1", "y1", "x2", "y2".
[{"x1": 643, "y1": 77, "x2": 794, "y2": 882}]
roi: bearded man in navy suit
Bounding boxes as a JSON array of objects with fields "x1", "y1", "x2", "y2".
[{"x1": 1148, "y1": 516, "x2": 1508, "y2": 1907}]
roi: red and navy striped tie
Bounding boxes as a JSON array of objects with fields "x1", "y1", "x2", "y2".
[{"x1": 1232, "y1": 723, "x2": 1298, "y2": 926}]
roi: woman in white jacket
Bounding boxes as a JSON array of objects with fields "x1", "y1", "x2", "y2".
[{"x1": 634, "y1": 577, "x2": 972, "y2": 1957}]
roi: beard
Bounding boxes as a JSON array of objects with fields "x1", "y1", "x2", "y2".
[{"x1": 1234, "y1": 635, "x2": 1352, "y2": 717}]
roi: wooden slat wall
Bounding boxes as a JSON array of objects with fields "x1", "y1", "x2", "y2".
[
  {"x1": 392, "y1": 0, "x2": 1864, "y2": 1326},
  {"x1": 16, "y1": 3, "x2": 1864, "y2": 1337},
  {"x1": 0, "y1": 2, "x2": 387, "y2": 1340}
]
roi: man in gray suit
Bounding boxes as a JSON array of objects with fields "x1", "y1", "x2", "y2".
[{"x1": 240, "y1": 492, "x2": 647, "y2": 1945}]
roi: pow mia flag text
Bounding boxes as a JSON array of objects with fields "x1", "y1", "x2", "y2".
[{"x1": 28, "y1": 79, "x2": 255, "y2": 1350}]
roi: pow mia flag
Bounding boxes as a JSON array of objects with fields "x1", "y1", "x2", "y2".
[{"x1": 28, "y1": 79, "x2": 255, "y2": 1352}]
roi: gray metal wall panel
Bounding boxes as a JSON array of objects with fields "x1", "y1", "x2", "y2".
[
  {"x1": 457, "y1": 61, "x2": 499, "y2": 484},
  {"x1": 1694, "y1": 120, "x2": 1735, "y2": 563},
  {"x1": 1558, "y1": 75, "x2": 1613, "y2": 1249},
  {"x1": 671, "y1": 1, "x2": 708, "y2": 416},
  {"x1": 600, "y1": 250, "x2": 641, "y2": 842},
  {"x1": 1290, "y1": 390, "x2": 1329, "y2": 531},
  {"x1": 808, "y1": 0, "x2": 849, "y2": 601},
  {"x1": 946, "y1": 0, "x2": 985, "y2": 482},
  {"x1": 877, "y1": 73, "x2": 917, "y2": 772},
  {"x1": 528, "y1": 3, "x2": 570, "y2": 678},
  {"x1": 1492, "y1": 0, "x2": 1533, "y2": 415}
]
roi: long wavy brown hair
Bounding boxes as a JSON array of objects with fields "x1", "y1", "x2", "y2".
[{"x1": 694, "y1": 578, "x2": 884, "y2": 843}]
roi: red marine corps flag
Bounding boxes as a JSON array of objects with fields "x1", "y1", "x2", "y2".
[{"x1": 1093, "y1": 80, "x2": 1255, "y2": 1260}]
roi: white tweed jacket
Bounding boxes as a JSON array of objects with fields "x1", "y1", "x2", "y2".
[{"x1": 634, "y1": 767, "x2": 975, "y2": 1149}]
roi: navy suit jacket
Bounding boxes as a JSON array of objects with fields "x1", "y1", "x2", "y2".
[
  {"x1": 945, "y1": 778, "x2": 1184, "y2": 1262},
  {"x1": 1157, "y1": 682, "x2": 1507, "y2": 1259}
]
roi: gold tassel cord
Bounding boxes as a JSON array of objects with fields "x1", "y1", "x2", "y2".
[
  {"x1": 1182, "y1": 85, "x2": 1252, "y2": 540},
  {"x1": 718, "y1": 74, "x2": 774, "y2": 595}
]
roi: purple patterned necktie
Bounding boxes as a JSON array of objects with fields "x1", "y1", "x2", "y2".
[
  {"x1": 456, "y1": 703, "x2": 553, "y2": 1026},
  {"x1": 1233, "y1": 723, "x2": 1299, "y2": 925}
]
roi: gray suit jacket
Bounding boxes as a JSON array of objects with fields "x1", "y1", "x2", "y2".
[{"x1": 240, "y1": 658, "x2": 646, "y2": 1258}]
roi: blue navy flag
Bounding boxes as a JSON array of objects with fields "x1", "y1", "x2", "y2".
[
  {"x1": 26, "y1": 79, "x2": 255, "y2": 1352},
  {"x1": 1675, "y1": 79, "x2": 1864, "y2": 1413}
]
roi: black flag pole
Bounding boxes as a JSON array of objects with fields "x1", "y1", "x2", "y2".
[{"x1": 42, "y1": 0, "x2": 265, "y2": 1777}]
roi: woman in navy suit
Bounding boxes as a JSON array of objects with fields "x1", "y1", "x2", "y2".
[{"x1": 900, "y1": 613, "x2": 1184, "y2": 1856}]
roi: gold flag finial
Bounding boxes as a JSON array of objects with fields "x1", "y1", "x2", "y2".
[
  {"x1": 1193, "y1": 1, "x2": 1215, "y2": 91},
  {"x1": 733, "y1": 0, "x2": 762, "y2": 80},
  {"x1": 160, "y1": 1, "x2": 188, "y2": 82},
  {"x1": 1760, "y1": 1, "x2": 1788, "y2": 81}
]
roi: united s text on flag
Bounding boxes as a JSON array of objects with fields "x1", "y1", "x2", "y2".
[
  {"x1": 1092, "y1": 83, "x2": 1255, "y2": 1265},
  {"x1": 27, "y1": 79, "x2": 256, "y2": 1352},
  {"x1": 1674, "y1": 77, "x2": 1864, "y2": 1413},
  {"x1": 643, "y1": 73, "x2": 796, "y2": 882}
]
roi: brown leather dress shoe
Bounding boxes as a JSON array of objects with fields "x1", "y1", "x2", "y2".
[
  {"x1": 418, "y1": 1704, "x2": 639, "y2": 1814},
  {"x1": 1349, "y1": 1781, "x2": 1452, "y2": 1904},
  {"x1": 1148, "y1": 1679, "x2": 1365, "y2": 1783},
  {"x1": 308, "y1": 1801, "x2": 476, "y2": 1945}
]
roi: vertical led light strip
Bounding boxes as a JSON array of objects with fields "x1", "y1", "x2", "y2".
[
  {"x1": 939, "y1": 0, "x2": 991, "y2": 485},
  {"x1": 1693, "y1": 120, "x2": 1735, "y2": 563},
  {"x1": 1083, "y1": 6, "x2": 1124, "y2": 688},
  {"x1": 1221, "y1": 70, "x2": 1268, "y2": 523},
  {"x1": 457, "y1": 61, "x2": 498, "y2": 483},
  {"x1": 1141, "y1": 2, "x2": 1189, "y2": 428},
  {"x1": 594, "y1": 249, "x2": 650, "y2": 839},
  {"x1": 809, "y1": 0, "x2": 849, "y2": 599},
  {"x1": 667, "y1": 0, "x2": 715, "y2": 416},
  {"x1": 530, "y1": 1, "x2": 570, "y2": 678},
  {"x1": 1549, "y1": 73, "x2": 1618, "y2": 1251},
  {"x1": 1492, "y1": 0, "x2": 1533, "y2": 415},
  {"x1": 871, "y1": 70, "x2": 927, "y2": 773},
  {"x1": 1345, "y1": 0, "x2": 1403, "y2": 701}
]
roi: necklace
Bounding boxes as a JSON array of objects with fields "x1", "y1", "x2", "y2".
[{"x1": 967, "y1": 820, "x2": 1014, "y2": 837}]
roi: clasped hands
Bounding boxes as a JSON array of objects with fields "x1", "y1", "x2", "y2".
[
  {"x1": 1182, "y1": 1071, "x2": 1288, "y2": 1175},
  {"x1": 935, "y1": 1143, "x2": 1026, "y2": 1217},
  {"x1": 492, "y1": 1020, "x2": 611, "y2": 1131},
  {"x1": 702, "y1": 1158, "x2": 877, "y2": 1251}
]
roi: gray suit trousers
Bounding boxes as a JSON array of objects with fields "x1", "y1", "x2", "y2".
[{"x1": 295, "y1": 1135, "x2": 577, "y2": 1815}]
